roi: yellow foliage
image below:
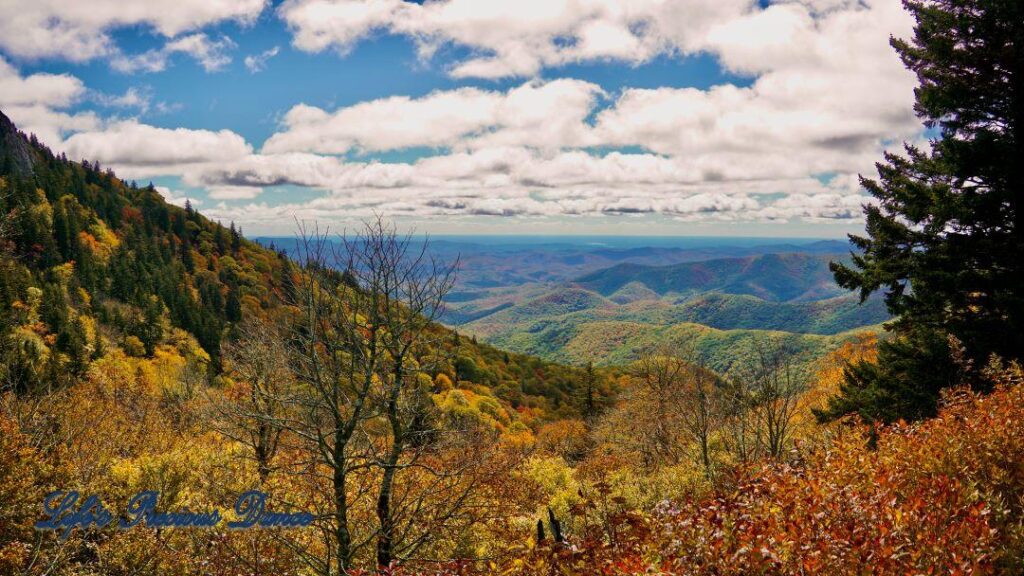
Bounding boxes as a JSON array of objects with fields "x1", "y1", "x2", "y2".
[
  {"x1": 521, "y1": 455, "x2": 583, "y2": 526},
  {"x1": 123, "y1": 335, "x2": 145, "y2": 357},
  {"x1": 51, "y1": 262, "x2": 75, "y2": 284},
  {"x1": 434, "y1": 372, "x2": 454, "y2": 392},
  {"x1": 87, "y1": 218, "x2": 120, "y2": 259},
  {"x1": 434, "y1": 388, "x2": 515, "y2": 432},
  {"x1": 792, "y1": 333, "x2": 879, "y2": 442}
]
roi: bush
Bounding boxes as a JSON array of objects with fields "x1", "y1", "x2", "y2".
[{"x1": 503, "y1": 361, "x2": 1024, "y2": 575}]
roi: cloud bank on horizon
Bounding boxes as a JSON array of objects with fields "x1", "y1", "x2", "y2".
[{"x1": 0, "y1": 0, "x2": 923, "y2": 234}]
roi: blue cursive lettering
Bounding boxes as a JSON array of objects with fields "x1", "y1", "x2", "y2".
[
  {"x1": 35, "y1": 491, "x2": 114, "y2": 541},
  {"x1": 227, "y1": 490, "x2": 314, "y2": 529},
  {"x1": 37, "y1": 490, "x2": 308, "y2": 536}
]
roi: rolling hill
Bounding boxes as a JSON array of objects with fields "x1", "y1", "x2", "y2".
[
  {"x1": 0, "y1": 109, "x2": 595, "y2": 418},
  {"x1": 459, "y1": 252, "x2": 887, "y2": 371},
  {"x1": 576, "y1": 252, "x2": 853, "y2": 302}
]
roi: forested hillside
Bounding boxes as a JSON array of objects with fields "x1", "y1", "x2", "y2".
[
  {"x1": 4, "y1": 0, "x2": 1022, "y2": 573},
  {"x1": 576, "y1": 252, "x2": 854, "y2": 302},
  {"x1": 460, "y1": 252, "x2": 889, "y2": 370},
  {"x1": 1, "y1": 108, "x2": 634, "y2": 573},
  {"x1": 0, "y1": 109, "x2": 595, "y2": 417}
]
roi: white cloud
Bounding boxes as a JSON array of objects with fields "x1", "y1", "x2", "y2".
[
  {"x1": 154, "y1": 186, "x2": 201, "y2": 208},
  {"x1": 61, "y1": 121, "x2": 252, "y2": 170},
  {"x1": 264, "y1": 88, "x2": 500, "y2": 154},
  {"x1": 94, "y1": 87, "x2": 152, "y2": 112},
  {"x1": 278, "y1": 0, "x2": 755, "y2": 79},
  {"x1": 244, "y1": 46, "x2": 281, "y2": 73},
  {"x1": 0, "y1": 57, "x2": 85, "y2": 108},
  {"x1": 1, "y1": 0, "x2": 921, "y2": 231},
  {"x1": 0, "y1": 0, "x2": 265, "y2": 63},
  {"x1": 207, "y1": 185, "x2": 265, "y2": 200},
  {"x1": 263, "y1": 78, "x2": 603, "y2": 154},
  {"x1": 0, "y1": 57, "x2": 99, "y2": 145},
  {"x1": 112, "y1": 34, "x2": 237, "y2": 74}
]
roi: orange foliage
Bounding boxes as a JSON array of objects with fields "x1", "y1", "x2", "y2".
[
  {"x1": 811, "y1": 332, "x2": 879, "y2": 401},
  {"x1": 500, "y1": 364, "x2": 1024, "y2": 575},
  {"x1": 0, "y1": 412, "x2": 49, "y2": 574}
]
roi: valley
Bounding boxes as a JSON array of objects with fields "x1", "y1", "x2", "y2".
[
  {"x1": 259, "y1": 235, "x2": 888, "y2": 373},
  {"x1": 398, "y1": 240, "x2": 888, "y2": 373}
]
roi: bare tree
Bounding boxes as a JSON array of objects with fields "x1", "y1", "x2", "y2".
[
  {"x1": 736, "y1": 337, "x2": 805, "y2": 460},
  {"x1": 341, "y1": 217, "x2": 460, "y2": 567},
  {"x1": 597, "y1": 344, "x2": 723, "y2": 478},
  {"x1": 721, "y1": 372, "x2": 756, "y2": 465},
  {"x1": 677, "y1": 355, "x2": 721, "y2": 480},
  {"x1": 215, "y1": 316, "x2": 292, "y2": 483},
  {"x1": 197, "y1": 214, "x2": 540, "y2": 573},
  {"x1": 265, "y1": 222, "x2": 384, "y2": 574},
  {"x1": 625, "y1": 352, "x2": 690, "y2": 467}
]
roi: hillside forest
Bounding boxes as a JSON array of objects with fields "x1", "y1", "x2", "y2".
[{"x1": 2, "y1": 0, "x2": 1024, "y2": 574}]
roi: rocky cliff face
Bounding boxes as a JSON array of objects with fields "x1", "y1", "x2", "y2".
[{"x1": 0, "y1": 110, "x2": 35, "y2": 177}]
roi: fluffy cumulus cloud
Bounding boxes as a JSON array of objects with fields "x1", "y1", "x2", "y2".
[
  {"x1": 0, "y1": 57, "x2": 99, "y2": 145},
  {"x1": 62, "y1": 121, "x2": 253, "y2": 174},
  {"x1": 278, "y1": 0, "x2": 752, "y2": 79},
  {"x1": 0, "y1": 0, "x2": 923, "y2": 229},
  {"x1": 277, "y1": 0, "x2": 901, "y2": 80},
  {"x1": 0, "y1": 0, "x2": 265, "y2": 64},
  {"x1": 263, "y1": 79, "x2": 604, "y2": 154},
  {"x1": 112, "y1": 34, "x2": 238, "y2": 74},
  {"x1": 154, "y1": 186, "x2": 201, "y2": 208}
]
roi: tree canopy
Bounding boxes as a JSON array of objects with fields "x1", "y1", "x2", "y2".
[{"x1": 824, "y1": 0, "x2": 1023, "y2": 422}]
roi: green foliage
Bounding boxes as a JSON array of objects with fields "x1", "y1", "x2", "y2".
[
  {"x1": 0, "y1": 110, "x2": 294, "y2": 384},
  {"x1": 816, "y1": 328, "x2": 957, "y2": 423},
  {"x1": 475, "y1": 313, "x2": 874, "y2": 377},
  {"x1": 0, "y1": 110, "x2": 609, "y2": 422},
  {"x1": 827, "y1": 0, "x2": 1024, "y2": 421},
  {"x1": 578, "y1": 252, "x2": 853, "y2": 302}
]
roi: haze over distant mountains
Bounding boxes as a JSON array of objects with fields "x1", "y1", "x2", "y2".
[{"x1": 260, "y1": 235, "x2": 887, "y2": 373}]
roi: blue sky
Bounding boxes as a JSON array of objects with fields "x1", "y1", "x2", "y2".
[{"x1": 0, "y1": 0, "x2": 924, "y2": 236}]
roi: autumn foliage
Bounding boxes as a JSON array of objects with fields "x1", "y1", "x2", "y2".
[{"x1": 499, "y1": 361, "x2": 1024, "y2": 575}]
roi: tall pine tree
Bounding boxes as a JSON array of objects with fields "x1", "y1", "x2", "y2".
[{"x1": 822, "y1": 0, "x2": 1023, "y2": 423}]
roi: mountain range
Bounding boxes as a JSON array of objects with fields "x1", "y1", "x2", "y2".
[{"x1": 447, "y1": 250, "x2": 887, "y2": 373}]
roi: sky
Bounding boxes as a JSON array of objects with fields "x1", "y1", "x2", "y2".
[{"x1": 0, "y1": 0, "x2": 925, "y2": 237}]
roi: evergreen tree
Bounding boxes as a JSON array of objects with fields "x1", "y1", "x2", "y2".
[
  {"x1": 824, "y1": 0, "x2": 1024, "y2": 422},
  {"x1": 578, "y1": 361, "x2": 600, "y2": 419},
  {"x1": 225, "y1": 286, "x2": 242, "y2": 322},
  {"x1": 57, "y1": 315, "x2": 88, "y2": 375},
  {"x1": 135, "y1": 296, "x2": 166, "y2": 356},
  {"x1": 214, "y1": 223, "x2": 228, "y2": 255},
  {"x1": 230, "y1": 221, "x2": 241, "y2": 254},
  {"x1": 91, "y1": 329, "x2": 105, "y2": 360}
]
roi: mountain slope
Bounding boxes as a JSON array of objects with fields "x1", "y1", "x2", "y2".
[
  {"x1": 0, "y1": 110, "x2": 595, "y2": 418},
  {"x1": 481, "y1": 315, "x2": 876, "y2": 374},
  {"x1": 460, "y1": 251, "x2": 886, "y2": 369},
  {"x1": 577, "y1": 252, "x2": 853, "y2": 302}
]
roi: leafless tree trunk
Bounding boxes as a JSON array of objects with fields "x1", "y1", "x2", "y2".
[
  {"x1": 599, "y1": 344, "x2": 724, "y2": 476},
  {"x1": 678, "y1": 356, "x2": 721, "y2": 480},
  {"x1": 225, "y1": 218, "x2": 514, "y2": 573},
  {"x1": 338, "y1": 217, "x2": 458, "y2": 568},
  {"x1": 737, "y1": 337, "x2": 804, "y2": 459},
  {"x1": 280, "y1": 223, "x2": 384, "y2": 574},
  {"x1": 722, "y1": 374, "x2": 756, "y2": 464},
  {"x1": 215, "y1": 316, "x2": 292, "y2": 483},
  {"x1": 630, "y1": 352, "x2": 690, "y2": 467}
]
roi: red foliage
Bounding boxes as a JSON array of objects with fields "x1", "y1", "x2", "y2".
[
  {"x1": 499, "y1": 377, "x2": 1024, "y2": 575},
  {"x1": 120, "y1": 206, "x2": 143, "y2": 225}
]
